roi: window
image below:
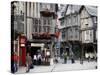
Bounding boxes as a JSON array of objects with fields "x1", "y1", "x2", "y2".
[
  {"x1": 90, "y1": 31, "x2": 92, "y2": 37},
  {"x1": 61, "y1": 19, "x2": 64, "y2": 26},
  {"x1": 75, "y1": 34, "x2": 77, "y2": 38},
  {"x1": 50, "y1": 4, "x2": 54, "y2": 11},
  {"x1": 29, "y1": 2, "x2": 31, "y2": 15},
  {"x1": 35, "y1": 26, "x2": 37, "y2": 32},
  {"x1": 61, "y1": 12, "x2": 64, "y2": 16},
  {"x1": 86, "y1": 30, "x2": 89, "y2": 34},
  {"x1": 39, "y1": 19, "x2": 41, "y2": 25},
  {"x1": 81, "y1": 20, "x2": 84, "y2": 27},
  {"x1": 20, "y1": 10, "x2": 22, "y2": 14},
  {"x1": 85, "y1": 30, "x2": 90, "y2": 42},
  {"x1": 36, "y1": 3, "x2": 38, "y2": 17},
  {"x1": 70, "y1": 28, "x2": 72, "y2": 32},
  {"x1": 20, "y1": 12, "x2": 24, "y2": 21},
  {"x1": 48, "y1": 19, "x2": 50, "y2": 25},
  {"x1": 70, "y1": 35, "x2": 73, "y2": 38},
  {"x1": 35, "y1": 19, "x2": 38, "y2": 25},
  {"x1": 46, "y1": 27, "x2": 49, "y2": 32},
  {"x1": 85, "y1": 24, "x2": 88, "y2": 27},
  {"x1": 33, "y1": 18, "x2": 35, "y2": 24},
  {"x1": 84, "y1": 18, "x2": 88, "y2": 25},
  {"x1": 75, "y1": 27, "x2": 78, "y2": 31},
  {"x1": 29, "y1": 2, "x2": 31, "y2": 9},
  {"x1": 44, "y1": 19, "x2": 46, "y2": 25},
  {"x1": 42, "y1": 4, "x2": 47, "y2": 9},
  {"x1": 45, "y1": 27, "x2": 47, "y2": 32},
  {"x1": 44, "y1": 27, "x2": 47, "y2": 32},
  {"x1": 62, "y1": 30, "x2": 65, "y2": 39},
  {"x1": 17, "y1": 23, "x2": 24, "y2": 33},
  {"x1": 40, "y1": 3, "x2": 42, "y2": 8},
  {"x1": 68, "y1": 17, "x2": 71, "y2": 25},
  {"x1": 46, "y1": 4, "x2": 50, "y2": 9},
  {"x1": 93, "y1": 17, "x2": 97, "y2": 23},
  {"x1": 39, "y1": 26, "x2": 41, "y2": 32},
  {"x1": 47, "y1": 27, "x2": 50, "y2": 32},
  {"x1": 66, "y1": 17, "x2": 68, "y2": 25},
  {"x1": 73, "y1": 15, "x2": 76, "y2": 24}
]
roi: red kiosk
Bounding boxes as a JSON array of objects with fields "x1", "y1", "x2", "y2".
[{"x1": 19, "y1": 34, "x2": 27, "y2": 66}]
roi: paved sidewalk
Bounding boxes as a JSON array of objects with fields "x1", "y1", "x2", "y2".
[
  {"x1": 16, "y1": 60, "x2": 97, "y2": 74},
  {"x1": 16, "y1": 65, "x2": 55, "y2": 74},
  {"x1": 53, "y1": 61, "x2": 97, "y2": 72}
]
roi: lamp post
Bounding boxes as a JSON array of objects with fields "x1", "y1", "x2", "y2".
[
  {"x1": 50, "y1": 35, "x2": 55, "y2": 65},
  {"x1": 80, "y1": 43, "x2": 84, "y2": 64},
  {"x1": 80, "y1": 30, "x2": 84, "y2": 64}
]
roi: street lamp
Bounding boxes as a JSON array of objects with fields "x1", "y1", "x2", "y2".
[{"x1": 79, "y1": 30, "x2": 84, "y2": 64}]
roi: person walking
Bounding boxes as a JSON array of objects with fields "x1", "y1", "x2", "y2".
[
  {"x1": 33, "y1": 54, "x2": 37, "y2": 65},
  {"x1": 70, "y1": 54, "x2": 75, "y2": 64},
  {"x1": 37, "y1": 53, "x2": 42, "y2": 65},
  {"x1": 26, "y1": 53, "x2": 32, "y2": 73},
  {"x1": 63, "y1": 51, "x2": 67, "y2": 64},
  {"x1": 85, "y1": 53, "x2": 89, "y2": 61}
]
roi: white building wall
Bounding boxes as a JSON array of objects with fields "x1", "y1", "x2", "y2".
[{"x1": 80, "y1": 7, "x2": 94, "y2": 43}]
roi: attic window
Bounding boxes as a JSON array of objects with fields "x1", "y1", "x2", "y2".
[
  {"x1": 94, "y1": 17, "x2": 97, "y2": 23},
  {"x1": 75, "y1": 28, "x2": 78, "y2": 31},
  {"x1": 61, "y1": 20, "x2": 64, "y2": 26},
  {"x1": 20, "y1": 10, "x2": 22, "y2": 14},
  {"x1": 61, "y1": 12, "x2": 64, "y2": 16},
  {"x1": 70, "y1": 28, "x2": 72, "y2": 32},
  {"x1": 85, "y1": 24, "x2": 88, "y2": 26}
]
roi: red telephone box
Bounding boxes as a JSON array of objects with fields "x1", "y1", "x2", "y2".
[{"x1": 19, "y1": 35, "x2": 27, "y2": 66}]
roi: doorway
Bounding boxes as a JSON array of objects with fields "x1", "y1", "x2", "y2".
[{"x1": 30, "y1": 47, "x2": 41, "y2": 59}]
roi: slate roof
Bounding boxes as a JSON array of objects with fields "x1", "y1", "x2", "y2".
[
  {"x1": 85, "y1": 6, "x2": 97, "y2": 16},
  {"x1": 59, "y1": 5, "x2": 81, "y2": 20},
  {"x1": 66, "y1": 5, "x2": 81, "y2": 15},
  {"x1": 79, "y1": 6, "x2": 97, "y2": 16}
]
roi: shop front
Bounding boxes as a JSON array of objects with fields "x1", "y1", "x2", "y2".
[
  {"x1": 31, "y1": 33, "x2": 55, "y2": 65},
  {"x1": 28, "y1": 41, "x2": 52, "y2": 66},
  {"x1": 30, "y1": 43, "x2": 44, "y2": 58}
]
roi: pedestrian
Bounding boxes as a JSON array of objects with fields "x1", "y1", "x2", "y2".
[
  {"x1": 37, "y1": 53, "x2": 42, "y2": 65},
  {"x1": 11, "y1": 52, "x2": 19, "y2": 73},
  {"x1": 33, "y1": 54, "x2": 37, "y2": 65},
  {"x1": 71, "y1": 54, "x2": 75, "y2": 64},
  {"x1": 85, "y1": 53, "x2": 89, "y2": 61},
  {"x1": 26, "y1": 53, "x2": 32, "y2": 73},
  {"x1": 90, "y1": 53, "x2": 93, "y2": 61},
  {"x1": 55, "y1": 56, "x2": 58, "y2": 63},
  {"x1": 63, "y1": 51, "x2": 67, "y2": 64},
  {"x1": 88, "y1": 53, "x2": 91, "y2": 62}
]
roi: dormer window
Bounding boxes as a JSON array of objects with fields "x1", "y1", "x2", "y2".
[
  {"x1": 20, "y1": 10, "x2": 22, "y2": 14},
  {"x1": 93, "y1": 17, "x2": 97, "y2": 24},
  {"x1": 85, "y1": 24, "x2": 88, "y2": 27},
  {"x1": 61, "y1": 19, "x2": 64, "y2": 26},
  {"x1": 35, "y1": 19, "x2": 38, "y2": 25},
  {"x1": 61, "y1": 12, "x2": 64, "y2": 16}
]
